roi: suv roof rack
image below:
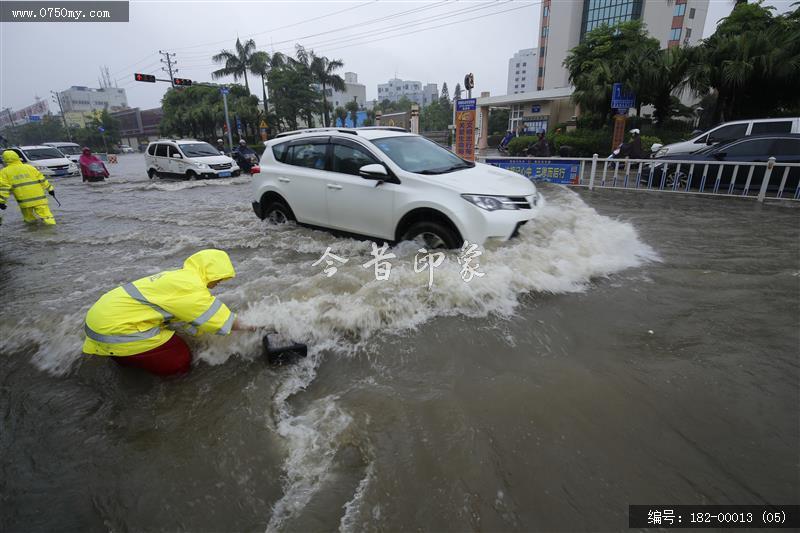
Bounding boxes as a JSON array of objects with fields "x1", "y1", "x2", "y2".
[
  {"x1": 357, "y1": 126, "x2": 408, "y2": 132},
  {"x1": 274, "y1": 127, "x2": 359, "y2": 139}
]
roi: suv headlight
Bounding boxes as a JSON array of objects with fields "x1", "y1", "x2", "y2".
[
  {"x1": 462, "y1": 194, "x2": 518, "y2": 211},
  {"x1": 197, "y1": 163, "x2": 209, "y2": 169},
  {"x1": 655, "y1": 147, "x2": 669, "y2": 158}
]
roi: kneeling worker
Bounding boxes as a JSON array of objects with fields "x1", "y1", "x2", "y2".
[
  {"x1": 0, "y1": 150, "x2": 57, "y2": 225},
  {"x1": 83, "y1": 249, "x2": 254, "y2": 376}
]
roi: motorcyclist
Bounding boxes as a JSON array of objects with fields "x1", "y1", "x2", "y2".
[
  {"x1": 526, "y1": 131, "x2": 551, "y2": 157},
  {"x1": 233, "y1": 139, "x2": 257, "y2": 173},
  {"x1": 216, "y1": 138, "x2": 228, "y2": 155}
]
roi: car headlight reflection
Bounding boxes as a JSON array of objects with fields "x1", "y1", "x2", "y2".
[
  {"x1": 461, "y1": 194, "x2": 518, "y2": 211},
  {"x1": 655, "y1": 147, "x2": 669, "y2": 158}
]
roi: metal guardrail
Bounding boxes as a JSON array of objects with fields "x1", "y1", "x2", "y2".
[{"x1": 480, "y1": 155, "x2": 800, "y2": 202}]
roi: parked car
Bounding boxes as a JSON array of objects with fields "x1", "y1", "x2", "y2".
[
  {"x1": 43, "y1": 141, "x2": 82, "y2": 163},
  {"x1": 3, "y1": 145, "x2": 80, "y2": 177},
  {"x1": 145, "y1": 139, "x2": 240, "y2": 180},
  {"x1": 648, "y1": 133, "x2": 800, "y2": 194},
  {"x1": 119, "y1": 145, "x2": 135, "y2": 154},
  {"x1": 654, "y1": 117, "x2": 800, "y2": 158},
  {"x1": 251, "y1": 127, "x2": 544, "y2": 248}
]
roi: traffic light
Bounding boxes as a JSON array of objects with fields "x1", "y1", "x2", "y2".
[
  {"x1": 464, "y1": 73, "x2": 475, "y2": 91},
  {"x1": 173, "y1": 78, "x2": 193, "y2": 86},
  {"x1": 134, "y1": 73, "x2": 156, "y2": 83}
]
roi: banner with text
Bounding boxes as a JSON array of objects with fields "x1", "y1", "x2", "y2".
[
  {"x1": 455, "y1": 98, "x2": 476, "y2": 161},
  {"x1": 484, "y1": 158, "x2": 581, "y2": 185}
]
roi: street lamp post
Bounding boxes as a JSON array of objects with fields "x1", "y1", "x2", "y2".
[{"x1": 50, "y1": 91, "x2": 73, "y2": 142}]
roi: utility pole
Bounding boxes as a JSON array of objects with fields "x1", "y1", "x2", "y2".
[
  {"x1": 50, "y1": 90, "x2": 73, "y2": 142},
  {"x1": 159, "y1": 50, "x2": 178, "y2": 88}
]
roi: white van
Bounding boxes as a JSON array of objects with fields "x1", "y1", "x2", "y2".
[
  {"x1": 654, "y1": 117, "x2": 800, "y2": 158},
  {"x1": 5, "y1": 145, "x2": 80, "y2": 177},
  {"x1": 145, "y1": 139, "x2": 240, "y2": 180},
  {"x1": 44, "y1": 142, "x2": 82, "y2": 163}
]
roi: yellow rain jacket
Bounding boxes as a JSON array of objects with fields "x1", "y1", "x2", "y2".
[
  {"x1": 0, "y1": 150, "x2": 54, "y2": 208},
  {"x1": 83, "y1": 249, "x2": 237, "y2": 356}
]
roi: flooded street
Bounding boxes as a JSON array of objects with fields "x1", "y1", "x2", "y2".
[{"x1": 1, "y1": 154, "x2": 798, "y2": 532}]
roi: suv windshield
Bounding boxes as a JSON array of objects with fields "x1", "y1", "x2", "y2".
[
  {"x1": 371, "y1": 136, "x2": 474, "y2": 174},
  {"x1": 53, "y1": 145, "x2": 81, "y2": 156},
  {"x1": 179, "y1": 143, "x2": 219, "y2": 158},
  {"x1": 24, "y1": 148, "x2": 67, "y2": 160}
]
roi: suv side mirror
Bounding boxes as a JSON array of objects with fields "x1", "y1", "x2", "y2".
[
  {"x1": 359, "y1": 163, "x2": 388, "y2": 178},
  {"x1": 171, "y1": 153, "x2": 182, "y2": 159}
]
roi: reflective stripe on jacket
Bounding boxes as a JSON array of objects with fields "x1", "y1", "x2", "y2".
[
  {"x1": 0, "y1": 150, "x2": 53, "y2": 208},
  {"x1": 82, "y1": 249, "x2": 236, "y2": 356}
]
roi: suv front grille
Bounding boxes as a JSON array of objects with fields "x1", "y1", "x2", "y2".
[
  {"x1": 505, "y1": 196, "x2": 532, "y2": 209},
  {"x1": 210, "y1": 163, "x2": 232, "y2": 170},
  {"x1": 50, "y1": 164, "x2": 69, "y2": 170}
]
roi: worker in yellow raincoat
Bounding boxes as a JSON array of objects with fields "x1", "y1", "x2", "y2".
[
  {"x1": 0, "y1": 150, "x2": 57, "y2": 225},
  {"x1": 83, "y1": 249, "x2": 255, "y2": 376}
]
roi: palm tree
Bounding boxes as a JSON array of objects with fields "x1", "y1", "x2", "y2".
[
  {"x1": 212, "y1": 38, "x2": 256, "y2": 93},
  {"x1": 310, "y1": 53, "x2": 346, "y2": 127},
  {"x1": 345, "y1": 99, "x2": 359, "y2": 128}
]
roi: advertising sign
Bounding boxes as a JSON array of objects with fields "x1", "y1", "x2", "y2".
[
  {"x1": 485, "y1": 158, "x2": 581, "y2": 185},
  {"x1": 455, "y1": 98, "x2": 477, "y2": 161}
]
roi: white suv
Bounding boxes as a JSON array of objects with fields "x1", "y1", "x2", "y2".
[
  {"x1": 251, "y1": 128, "x2": 544, "y2": 248},
  {"x1": 145, "y1": 139, "x2": 240, "y2": 180},
  {"x1": 5, "y1": 145, "x2": 80, "y2": 177}
]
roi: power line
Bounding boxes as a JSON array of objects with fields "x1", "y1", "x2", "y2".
[
  {"x1": 171, "y1": 0, "x2": 382, "y2": 52},
  {"x1": 159, "y1": 50, "x2": 178, "y2": 88}
]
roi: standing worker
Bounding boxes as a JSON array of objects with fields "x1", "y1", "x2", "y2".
[
  {"x1": 82, "y1": 249, "x2": 255, "y2": 376},
  {"x1": 0, "y1": 150, "x2": 57, "y2": 225}
]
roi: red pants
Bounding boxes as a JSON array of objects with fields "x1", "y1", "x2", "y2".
[{"x1": 113, "y1": 335, "x2": 192, "y2": 376}]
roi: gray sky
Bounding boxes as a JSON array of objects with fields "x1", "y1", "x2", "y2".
[{"x1": 0, "y1": 0, "x2": 795, "y2": 112}]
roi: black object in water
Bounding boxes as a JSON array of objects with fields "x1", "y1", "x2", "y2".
[{"x1": 262, "y1": 334, "x2": 308, "y2": 366}]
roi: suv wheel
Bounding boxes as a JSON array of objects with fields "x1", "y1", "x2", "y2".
[
  {"x1": 402, "y1": 221, "x2": 461, "y2": 249},
  {"x1": 264, "y1": 200, "x2": 295, "y2": 225},
  {"x1": 186, "y1": 171, "x2": 197, "y2": 181},
  {"x1": 147, "y1": 168, "x2": 157, "y2": 179}
]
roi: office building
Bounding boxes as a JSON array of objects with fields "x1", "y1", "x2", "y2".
[
  {"x1": 327, "y1": 72, "x2": 367, "y2": 109},
  {"x1": 377, "y1": 78, "x2": 439, "y2": 107},
  {"x1": 57, "y1": 86, "x2": 128, "y2": 113},
  {"x1": 507, "y1": 48, "x2": 537, "y2": 94},
  {"x1": 536, "y1": 0, "x2": 709, "y2": 91}
]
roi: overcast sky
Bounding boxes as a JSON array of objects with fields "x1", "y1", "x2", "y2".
[{"x1": 0, "y1": 0, "x2": 795, "y2": 112}]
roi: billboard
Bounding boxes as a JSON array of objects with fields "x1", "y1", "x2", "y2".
[
  {"x1": 455, "y1": 98, "x2": 476, "y2": 161},
  {"x1": 484, "y1": 158, "x2": 581, "y2": 185}
]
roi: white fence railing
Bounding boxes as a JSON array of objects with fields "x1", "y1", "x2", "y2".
[{"x1": 480, "y1": 155, "x2": 800, "y2": 202}]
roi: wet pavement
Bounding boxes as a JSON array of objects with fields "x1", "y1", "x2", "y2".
[{"x1": 1, "y1": 154, "x2": 798, "y2": 532}]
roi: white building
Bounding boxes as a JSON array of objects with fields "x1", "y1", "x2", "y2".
[
  {"x1": 536, "y1": 0, "x2": 710, "y2": 91},
  {"x1": 57, "y1": 86, "x2": 128, "y2": 113},
  {"x1": 377, "y1": 78, "x2": 439, "y2": 107},
  {"x1": 507, "y1": 48, "x2": 537, "y2": 95},
  {"x1": 328, "y1": 72, "x2": 367, "y2": 109}
]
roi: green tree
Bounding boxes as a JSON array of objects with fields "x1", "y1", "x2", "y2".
[
  {"x1": 345, "y1": 99, "x2": 359, "y2": 127},
  {"x1": 310, "y1": 52, "x2": 346, "y2": 127},
  {"x1": 3, "y1": 116, "x2": 66, "y2": 146},
  {"x1": 250, "y1": 50, "x2": 273, "y2": 111},
  {"x1": 686, "y1": 2, "x2": 800, "y2": 121},
  {"x1": 440, "y1": 82, "x2": 450, "y2": 105},
  {"x1": 420, "y1": 100, "x2": 452, "y2": 131},
  {"x1": 564, "y1": 20, "x2": 660, "y2": 126},
  {"x1": 212, "y1": 38, "x2": 257, "y2": 93},
  {"x1": 454, "y1": 82, "x2": 462, "y2": 100},
  {"x1": 333, "y1": 106, "x2": 347, "y2": 127},
  {"x1": 268, "y1": 56, "x2": 320, "y2": 131},
  {"x1": 488, "y1": 108, "x2": 510, "y2": 135}
]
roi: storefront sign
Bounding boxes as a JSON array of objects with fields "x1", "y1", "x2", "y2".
[
  {"x1": 484, "y1": 158, "x2": 580, "y2": 185},
  {"x1": 455, "y1": 98, "x2": 477, "y2": 161}
]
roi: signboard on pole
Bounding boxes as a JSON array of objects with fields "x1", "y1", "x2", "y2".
[
  {"x1": 455, "y1": 98, "x2": 477, "y2": 161},
  {"x1": 260, "y1": 119, "x2": 268, "y2": 141},
  {"x1": 611, "y1": 83, "x2": 635, "y2": 110},
  {"x1": 485, "y1": 158, "x2": 581, "y2": 185},
  {"x1": 612, "y1": 113, "x2": 627, "y2": 151}
]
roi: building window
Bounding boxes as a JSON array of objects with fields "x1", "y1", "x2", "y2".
[
  {"x1": 673, "y1": 3, "x2": 686, "y2": 16},
  {"x1": 522, "y1": 62, "x2": 527, "y2": 66},
  {"x1": 514, "y1": 85, "x2": 518, "y2": 88},
  {"x1": 538, "y1": 67, "x2": 544, "y2": 76},
  {"x1": 521, "y1": 84, "x2": 525, "y2": 88},
  {"x1": 541, "y1": 26, "x2": 549, "y2": 37},
  {"x1": 543, "y1": 5, "x2": 549, "y2": 16},
  {"x1": 515, "y1": 77, "x2": 519, "y2": 81},
  {"x1": 670, "y1": 27, "x2": 682, "y2": 40},
  {"x1": 540, "y1": 46, "x2": 546, "y2": 55},
  {"x1": 685, "y1": 27, "x2": 692, "y2": 39},
  {"x1": 522, "y1": 70, "x2": 526, "y2": 74},
  {"x1": 689, "y1": 7, "x2": 695, "y2": 18},
  {"x1": 581, "y1": 0, "x2": 643, "y2": 38}
]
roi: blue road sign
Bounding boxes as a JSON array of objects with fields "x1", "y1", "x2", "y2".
[
  {"x1": 485, "y1": 158, "x2": 580, "y2": 185},
  {"x1": 98, "y1": 126, "x2": 105, "y2": 133},
  {"x1": 611, "y1": 83, "x2": 635, "y2": 110},
  {"x1": 456, "y1": 98, "x2": 476, "y2": 112},
  {"x1": 531, "y1": 104, "x2": 541, "y2": 113},
  {"x1": 28, "y1": 115, "x2": 41, "y2": 122},
  {"x1": 220, "y1": 87, "x2": 230, "y2": 95}
]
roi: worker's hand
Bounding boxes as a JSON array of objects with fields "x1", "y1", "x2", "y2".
[
  {"x1": 48, "y1": 190, "x2": 55, "y2": 197},
  {"x1": 0, "y1": 203, "x2": 5, "y2": 210}
]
